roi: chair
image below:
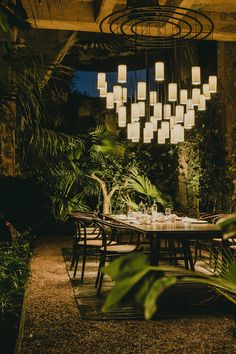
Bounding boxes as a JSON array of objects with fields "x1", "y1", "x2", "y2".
[
  {"x1": 194, "y1": 213, "x2": 231, "y2": 266},
  {"x1": 93, "y1": 218, "x2": 141, "y2": 295},
  {"x1": 69, "y1": 211, "x2": 99, "y2": 271},
  {"x1": 70, "y1": 215, "x2": 110, "y2": 284}
]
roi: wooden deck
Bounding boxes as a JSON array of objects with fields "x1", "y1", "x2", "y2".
[{"x1": 63, "y1": 250, "x2": 233, "y2": 321}]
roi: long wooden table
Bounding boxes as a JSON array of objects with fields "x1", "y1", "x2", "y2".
[{"x1": 108, "y1": 216, "x2": 223, "y2": 270}]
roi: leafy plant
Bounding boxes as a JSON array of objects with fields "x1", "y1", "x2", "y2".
[
  {"x1": 0, "y1": 232, "x2": 30, "y2": 329},
  {"x1": 127, "y1": 167, "x2": 167, "y2": 207},
  {"x1": 102, "y1": 251, "x2": 236, "y2": 320}
]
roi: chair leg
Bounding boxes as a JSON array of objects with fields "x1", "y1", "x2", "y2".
[
  {"x1": 186, "y1": 241, "x2": 195, "y2": 271},
  {"x1": 81, "y1": 250, "x2": 87, "y2": 284},
  {"x1": 194, "y1": 240, "x2": 199, "y2": 265},
  {"x1": 96, "y1": 256, "x2": 106, "y2": 295},
  {"x1": 70, "y1": 244, "x2": 77, "y2": 270},
  {"x1": 73, "y1": 252, "x2": 80, "y2": 278},
  {"x1": 182, "y1": 241, "x2": 189, "y2": 270}
]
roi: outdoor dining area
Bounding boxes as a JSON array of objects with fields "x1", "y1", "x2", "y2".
[{"x1": 0, "y1": 0, "x2": 236, "y2": 353}]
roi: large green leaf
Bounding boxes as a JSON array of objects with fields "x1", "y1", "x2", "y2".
[{"x1": 144, "y1": 276, "x2": 177, "y2": 319}]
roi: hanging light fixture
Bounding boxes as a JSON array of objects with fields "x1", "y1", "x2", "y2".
[
  {"x1": 118, "y1": 64, "x2": 127, "y2": 83},
  {"x1": 98, "y1": 2, "x2": 216, "y2": 145},
  {"x1": 192, "y1": 66, "x2": 201, "y2": 85}
]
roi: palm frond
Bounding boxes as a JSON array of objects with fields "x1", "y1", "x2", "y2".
[{"x1": 127, "y1": 167, "x2": 167, "y2": 205}]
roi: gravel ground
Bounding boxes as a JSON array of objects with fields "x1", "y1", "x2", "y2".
[{"x1": 20, "y1": 236, "x2": 236, "y2": 354}]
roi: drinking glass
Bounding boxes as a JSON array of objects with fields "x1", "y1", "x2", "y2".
[{"x1": 165, "y1": 207, "x2": 171, "y2": 216}]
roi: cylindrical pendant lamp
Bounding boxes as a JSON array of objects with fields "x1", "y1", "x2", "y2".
[
  {"x1": 203, "y1": 84, "x2": 211, "y2": 100},
  {"x1": 164, "y1": 104, "x2": 171, "y2": 119},
  {"x1": 155, "y1": 62, "x2": 164, "y2": 81},
  {"x1": 118, "y1": 64, "x2": 127, "y2": 83},
  {"x1": 192, "y1": 66, "x2": 201, "y2": 85},
  {"x1": 143, "y1": 128, "x2": 151, "y2": 143},
  {"x1": 99, "y1": 82, "x2": 107, "y2": 97},
  {"x1": 145, "y1": 122, "x2": 154, "y2": 139},
  {"x1": 161, "y1": 121, "x2": 170, "y2": 139},
  {"x1": 175, "y1": 105, "x2": 184, "y2": 123},
  {"x1": 157, "y1": 129, "x2": 165, "y2": 144},
  {"x1": 150, "y1": 116, "x2": 158, "y2": 131},
  {"x1": 208, "y1": 75, "x2": 217, "y2": 93},
  {"x1": 198, "y1": 94, "x2": 206, "y2": 111},
  {"x1": 168, "y1": 83, "x2": 177, "y2": 102},
  {"x1": 192, "y1": 88, "x2": 201, "y2": 106},
  {"x1": 118, "y1": 106, "x2": 126, "y2": 127},
  {"x1": 186, "y1": 99, "x2": 193, "y2": 110},
  {"x1": 131, "y1": 103, "x2": 140, "y2": 122},
  {"x1": 170, "y1": 116, "x2": 175, "y2": 129},
  {"x1": 138, "y1": 101, "x2": 145, "y2": 117},
  {"x1": 154, "y1": 102, "x2": 162, "y2": 120},
  {"x1": 106, "y1": 92, "x2": 114, "y2": 109},
  {"x1": 180, "y1": 89, "x2": 188, "y2": 105},
  {"x1": 137, "y1": 82, "x2": 146, "y2": 100},
  {"x1": 150, "y1": 91, "x2": 157, "y2": 106},
  {"x1": 113, "y1": 85, "x2": 122, "y2": 102},
  {"x1": 97, "y1": 72, "x2": 106, "y2": 89}
]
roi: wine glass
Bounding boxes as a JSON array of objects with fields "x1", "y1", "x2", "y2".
[{"x1": 165, "y1": 207, "x2": 171, "y2": 216}]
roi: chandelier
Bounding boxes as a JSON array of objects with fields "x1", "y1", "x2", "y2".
[{"x1": 96, "y1": 2, "x2": 217, "y2": 144}]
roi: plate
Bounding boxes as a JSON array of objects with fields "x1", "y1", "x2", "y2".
[{"x1": 191, "y1": 220, "x2": 208, "y2": 224}]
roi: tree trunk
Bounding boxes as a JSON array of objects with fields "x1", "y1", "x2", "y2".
[{"x1": 103, "y1": 194, "x2": 111, "y2": 214}]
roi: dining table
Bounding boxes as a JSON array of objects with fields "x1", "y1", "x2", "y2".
[{"x1": 107, "y1": 214, "x2": 223, "y2": 270}]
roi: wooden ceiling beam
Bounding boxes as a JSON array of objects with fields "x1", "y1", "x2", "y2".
[
  {"x1": 29, "y1": 18, "x2": 236, "y2": 41},
  {"x1": 95, "y1": 0, "x2": 117, "y2": 24}
]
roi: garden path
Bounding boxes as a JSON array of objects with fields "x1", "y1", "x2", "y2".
[{"x1": 19, "y1": 236, "x2": 236, "y2": 354}]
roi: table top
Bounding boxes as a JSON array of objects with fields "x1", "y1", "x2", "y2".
[{"x1": 109, "y1": 215, "x2": 222, "y2": 239}]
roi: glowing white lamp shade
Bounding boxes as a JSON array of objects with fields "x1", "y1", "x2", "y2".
[
  {"x1": 157, "y1": 129, "x2": 165, "y2": 144},
  {"x1": 97, "y1": 72, "x2": 106, "y2": 89},
  {"x1": 203, "y1": 84, "x2": 211, "y2": 100},
  {"x1": 143, "y1": 128, "x2": 151, "y2": 143},
  {"x1": 150, "y1": 91, "x2": 157, "y2": 106},
  {"x1": 164, "y1": 104, "x2": 171, "y2": 119},
  {"x1": 113, "y1": 85, "x2": 122, "y2": 102},
  {"x1": 180, "y1": 89, "x2": 188, "y2": 105},
  {"x1": 155, "y1": 62, "x2": 165, "y2": 81},
  {"x1": 161, "y1": 121, "x2": 170, "y2": 139},
  {"x1": 116, "y1": 101, "x2": 122, "y2": 113},
  {"x1": 99, "y1": 82, "x2": 107, "y2": 97},
  {"x1": 175, "y1": 105, "x2": 184, "y2": 123},
  {"x1": 171, "y1": 124, "x2": 184, "y2": 143},
  {"x1": 168, "y1": 83, "x2": 177, "y2": 102},
  {"x1": 150, "y1": 116, "x2": 158, "y2": 131},
  {"x1": 127, "y1": 122, "x2": 140, "y2": 141},
  {"x1": 137, "y1": 82, "x2": 146, "y2": 100},
  {"x1": 192, "y1": 88, "x2": 201, "y2": 106},
  {"x1": 118, "y1": 64, "x2": 127, "y2": 83},
  {"x1": 192, "y1": 66, "x2": 201, "y2": 85},
  {"x1": 132, "y1": 121, "x2": 140, "y2": 140},
  {"x1": 170, "y1": 116, "x2": 175, "y2": 129},
  {"x1": 122, "y1": 87, "x2": 127, "y2": 103},
  {"x1": 198, "y1": 94, "x2": 206, "y2": 111},
  {"x1": 131, "y1": 103, "x2": 140, "y2": 122},
  {"x1": 138, "y1": 101, "x2": 145, "y2": 117},
  {"x1": 154, "y1": 102, "x2": 162, "y2": 120},
  {"x1": 145, "y1": 122, "x2": 154, "y2": 139},
  {"x1": 184, "y1": 110, "x2": 195, "y2": 129},
  {"x1": 127, "y1": 123, "x2": 132, "y2": 139},
  {"x1": 118, "y1": 106, "x2": 126, "y2": 127},
  {"x1": 209, "y1": 75, "x2": 217, "y2": 93},
  {"x1": 187, "y1": 99, "x2": 193, "y2": 110},
  {"x1": 106, "y1": 92, "x2": 114, "y2": 109}
]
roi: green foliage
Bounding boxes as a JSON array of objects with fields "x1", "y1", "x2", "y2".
[
  {"x1": 0, "y1": 232, "x2": 30, "y2": 329},
  {"x1": 103, "y1": 250, "x2": 236, "y2": 319},
  {"x1": 217, "y1": 214, "x2": 236, "y2": 240},
  {"x1": 127, "y1": 167, "x2": 167, "y2": 207}
]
